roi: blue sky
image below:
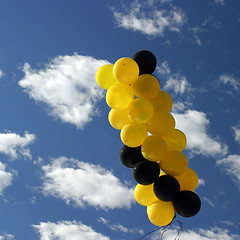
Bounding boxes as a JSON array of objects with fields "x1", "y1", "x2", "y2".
[{"x1": 0, "y1": 0, "x2": 239, "y2": 239}]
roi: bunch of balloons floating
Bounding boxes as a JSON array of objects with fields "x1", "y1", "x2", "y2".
[{"x1": 96, "y1": 50, "x2": 201, "y2": 227}]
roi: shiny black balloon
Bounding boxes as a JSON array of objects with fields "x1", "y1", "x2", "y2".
[
  {"x1": 120, "y1": 145, "x2": 147, "y2": 168},
  {"x1": 133, "y1": 160, "x2": 160, "y2": 185},
  {"x1": 132, "y1": 50, "x2": 157, "y2": 75},
  {"x1": 154, "y1": 175, "x2": 180, "y2": 202},
  {"x1": 173, "y1": 191, "x2": 201, "y2": 217}
]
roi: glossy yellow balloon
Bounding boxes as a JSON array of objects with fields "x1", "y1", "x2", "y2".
[
  {"x1": 162, "y1": 129, "x2": 187, "y2": 151},
  {"x1": 132, "y1": 74, "x2": 160, "y2": 99},
  {"x1": 147, "y1": 112, "x2": 175, "y2": 136},
  {"x1": 151, "y1": 91, "x2": 173, "y2": 112},
  {"x1": 174, "y1": 168, "x2": 198, "y2": 191},
  {"x1": 141, "y1": 135, "x2": 167, "y2": 162},
  {"x1": 134, "y1": 183, "x2": 158, "y2": 206},
  {"x1": 113, "y1": 57, "x2": 139, "y2": 84},
  {"x1": 160, "y1": 151, "x2": 188, "y2": 176},
  {"x1": 147, "y1": 200, "x2": 175, "y2": 227},
  {"x1": 95, "y1": 64, "x2": 117, "y2": 90},
  {"x1": 128, "y1": 98, "x2": 153, "y2": 123},
  {"x1": 106, "y1": 83, "x2": 134, "y2": 110},
  {"x1": 120, "y1": 122, "x2": 148, "y2": 147},
  {"x1": 108, "y1": 109, "x2": 132, "y2": 130}
]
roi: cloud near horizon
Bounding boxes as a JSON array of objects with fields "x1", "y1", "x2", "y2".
[{"x1": 33, "y1": 221, "x2": 110, "y2": 240}]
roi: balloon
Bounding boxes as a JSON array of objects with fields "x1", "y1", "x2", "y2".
[
  {"x1": 95, "y1": 64, "x2": 117, "y2": 90},
  {"x1": 162, "y1": 129, "x2": 187, "y2": 151},
  {"x1": 154, "y1": 175, "x2": 180, "y2": 202},
  {"x1": 147, "y1": 111, "x2": 175, "y2": 136},
  {"x1": 120, "y1": 122, "x2": 148, "y2": 147},
  {"x1": 150, "y1": 91, "x2": 173, "y2": 112},
  {"x1": 108, "y1": 108, "x2": 132, "y2": 130},
  {"x1": 106, "y1": 83, "x2": 134, "y2": 110},
  {"x1": 132, "y1": 74, "x2": 160, "y2": 99},
  {"x1": 128, "y1": 98, "x2": 153, "y2": 123},
  {"x1": 160, "y1": 151, "x2": 188, "y2": 176},
  {"x1": 141, "y1": 135, "x2": 167, "y2": 162},
  {"x1": 134, "y1": 183, "x2": 158, "y2": 206},
  {"x1": 120, "y1": 145, "x2": 146, "y2": 168},
  {"x1": 147, "y1": 200, "x2": 175, "y2": 227},
  {"x1": 133, "y1": 160, "x2": 160, "y2": 185},
  {"x1": 132, "y1": 50, "x2": 157, "y2": 75},
  {"x1": 173, "y1": 191, "x2": 201, "y2": 217},
  {"x1": 174, "y1": 168, "x2": 199, "y2": 191},
  {"x1": 113, "y1": 57, "x2": 139, "y2": 84}
]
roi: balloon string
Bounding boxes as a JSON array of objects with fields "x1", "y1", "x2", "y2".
[{"x1": 137, "y1": 216, "x2": 183, "y2": 240}]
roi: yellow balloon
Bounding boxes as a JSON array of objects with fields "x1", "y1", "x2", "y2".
[
  {"x1": 162, "y1": 129, "x2": 187, "y2": 151},
  {"x1": 160, "y1": 151, "x2": 188, "y2": 176},
  {"x1": 95, "y1": 64, "x2": 117, "y2": 90},
  {"x1": 128, "y1": 98, "x2": 153, "y2": 123},
  {"x1": 120, "y1": 122, "x2": 148, "y2": 147},
  {"x1": 132, "y1": 74, "x2": 160, "y2": 99},
  {"x1": 106, "y1": 83, "x2": 134, "y2": 110},
  {"x1": 113, "y1": 57, "x2": 139, "y2": 84},
  {"x1": 150, "y1": 91, "x2": 173, "y2": 112},
  {"x1": 108, "y1": 108, "x2": 132, "y2": 130},
  {"x1": 141, "y1": 135, "x2": 167, "y2": 162},
  {"x1": 134, "y1": 183, "x2": 158, "y2": 206},
  {"x1": 147, "y1": 200, "x2": 175, "y2": 227},
  {"x1": 174, "y1": 168, "x2": 199, "y2": 191},
  {"x1": 147, "y1": 112, "x2": 175, "y2": 136}
]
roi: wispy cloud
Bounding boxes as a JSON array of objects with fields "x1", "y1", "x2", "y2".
[
  {"x1": 151, "y1": 227, "x2": 239, "y2": 240},
  {"x1": 0, "y1": 69, "x2": 4, "y2": 79},
  {"x1": 157, "y1": 61, "x2": 194, "y2": 95},
  {"x1": 41, "y1": 157, "x2": 134, "y2": 210},
  {"x1": 214, "y1": 0, "x2": 225, "y2": 5},
  {"x1": 112, "y1": 0, "x2": 187, "y2": 37},
  {"x1": 216, "y1": 154, "x2": 240, "y2": 189},
  {"x1": 33, "y1": 221, "x2": 109, "y2": 240},
  {"x1": 98, "y1": 217, "x2": 144, "y2": 235},
  {"x1": 232, "y1": 122, "x2": 240, "y2": 144},
  {"x1": 173, "y1": 110, "x2": 228, "y2": 157},
  {"x1": 218, "y1": 74, "x2": 240, "y2": 94},
  {"x1": 0, "y1": 131, "x2": 36, "y2": 160},
  {"x1": 19, "y1": 54, "x2": 108, "y2": 129}
]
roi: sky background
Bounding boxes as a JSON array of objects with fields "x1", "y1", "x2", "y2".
[{"x1": 0, "y1": 0, "x2": 239, "y2": 239}]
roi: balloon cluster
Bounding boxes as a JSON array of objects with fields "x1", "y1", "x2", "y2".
[{"x1": 96, "y1": 50, "x2": 201, "y2": 227}]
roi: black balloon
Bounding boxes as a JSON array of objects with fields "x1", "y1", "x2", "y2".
[
  {"x1": 120, "y1": 145, "x2": 147, "y2": 168},
  {"x1": 133, "y1": 160, "x2": 160, "y2": 185},
  {"x1": 154, "y1": 175, "x2": 180, "y2": 202},
  {"x1": 132, "y1": 50, "x2": 157, "y2": 75},
  {"x1": 173, "y1": 191, "x2": 201, "y2": 217}
]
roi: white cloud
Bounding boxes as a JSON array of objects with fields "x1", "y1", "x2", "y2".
[
  {"x1": 33, "y1": 221, "x2": 109, "y2": 240},
  {"x1": 0, "y1": 70, "x2": 4, "y2": 78},
  {"x1": 41, "y1": 157, "x2": 134, "y2": 210},
  {"x1": 19, "y1": 54, "x2": 108, "y2": 129},
  {"x1": 151, "y1": 227, "x2": 239, "y2": 240},
  {"x1": 98, "y1": 217, "x2": 144, "y2": 235},
  {"x1": 112, "y1": 0, "x2": 187, "y2": 37},
  {"x1": 0, "y1": 162, "x2": 15, "y2": 195},
  {"x1": 157, "y1": 61, "x2": 193, "y2": 94},
  {"x1": 198, "y1": 178, "x2": 205, "y2": 187},
  {"x1": 218, "y1": 74, "x2": 240, "y2": 93},
  {"x1": 172, "y1": 110, "x2": 228, "y2": 157},
  {"x1": 216, "y1": 154, "x2": 240, "y2": 188},
  {"x1": 0, "y1": 131, "x2": 36, "y2": 159},
  {"x1": 203, "y1": 197, "x2": 216, "y2": 208},
  {"x1": 0, "y1": 234, "x2": 14, "y2": 240},
  {"x1": 232, "y1": 123, "x2": 240, "y2": 144},
  {"x1": 214, "y1": 0, "x2": 225, "y2": 5}
]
